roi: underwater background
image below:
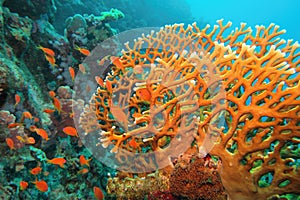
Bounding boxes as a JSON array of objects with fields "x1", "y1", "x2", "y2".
[{"x1": 0, "y1": 0, "x2": 299, "y2": 199}]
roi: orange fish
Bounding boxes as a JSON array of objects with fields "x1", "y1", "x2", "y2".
[
  {"x1": 22, "y1": 111, "x2": 33, "y2": 119},
  {"x1": 37, "y1": 45, "x2": 55, "y2": 57},
  {"x1": 79, "y1": 155, "x2": 92, "y2": 167},
  {"x1": 97, "y1": 55, "x2": 109, "y2": 65},
  {"x1": 78, "y1": 63, "x2": 86, "y2": 74},
  {"x1": 17, "y1": 135, "x2": 35, "y2": 144},
  {"x1": 69, "y1": 67, "x2": 75, "y2": 82},
  {"x1": 43, "y1": 109, "x2": 55, "y2": 114},
  {"x1": 93, "y1": 186, "x2": 104, "y2": 200},
  {"x1": 34, "y1": 117, "x2": 39, "y2": 123},
  {"x1": 49, "y1": 91, "x2": 56, "y2": 98},
  {"x1": 30, "y1": 166, "x2": 42, "y2": 175},
  {"x1": 26, "y1": 137, "x2": 36, "y2": 144},
  {"x1": 47, "y1": 157, "x2": 66, "y2": 168},
  {"x1": 69, "y1": 112, "x2": 74, "y2": 118},
  {"x1": 110, "y1": 56, "x2": 124, "y2": 70},
  {"x1": 53, "y1": 97, "x2": 61, "y2": 114},
  {"x1": 78, "y1": 168, "x2": 89, "y2": 175},
  {"x1": 16, "y1": 135, "x2": 26, "y2": 143},
  {"x1": 20, "y1": 181, "x2": 28, "y2": 191},
  {"x1": 45, "y1": 54, "x2": 57, "y2": 67},
  {"x1": 6, "y1": 138, "x2": 15, "y2": 150},
  {"x1": 136, "y1": 88, "x2": 151, "y2": 101},
  {"x1": 32, "y1": 179, "x2": 48, "y2": 192},
  {"x1": 109, "y1": 100, "x2": 128, "y2": 127},
  {"x1": 95, "y1": 76, "x2": 104, "y2": 87},
  {"x1": 128, "y1": 137, "x2": 139, "y2": 149},
  {"x1": 35, "y1": 128, "x2": 49, "y2": 141},
  {"x1": 7, "y1": 123, "x2": 22, "y2": 128},
  {"x1": 63, "y1": 126, "x2": 78, "y2": 137},
  {"x1": 75, "y1": 45, "x2": 90, "y2": 56},
  {"x1": 86, "y1": 85, "x2": 91, "y2": 93},
  {"x1": 14, "y1": 94, "x2": 21, "y2": 107},
  {"x1": 43, "y1": 171, "x2": 50, "y2": 176}
]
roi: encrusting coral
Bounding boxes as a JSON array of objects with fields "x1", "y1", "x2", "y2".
[
  {"x1": 170, "y1": 154, "x2": 225, "y2": 200},
  {"x1": 79, "y1": 19, "x2": 300, "y2": 199}
]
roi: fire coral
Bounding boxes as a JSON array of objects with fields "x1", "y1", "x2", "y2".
[{"x1": 79, "y1": 19, "x2": 300, "y2": 199}]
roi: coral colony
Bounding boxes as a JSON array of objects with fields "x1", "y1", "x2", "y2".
[
  {"x1": 0, "y1": 1, "x2": 299, "y2": 200},
  {"x1": 80, "y1": 20, "x2": 300, "y2": 199}
]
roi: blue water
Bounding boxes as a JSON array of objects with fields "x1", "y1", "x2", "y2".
[{"x1": 186, "y1": 0, "x2": 300, "y2": 42}]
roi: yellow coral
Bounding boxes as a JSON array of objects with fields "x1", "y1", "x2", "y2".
[{"x1": 80, "y1": 19, "x2": 300, "y2": 199}]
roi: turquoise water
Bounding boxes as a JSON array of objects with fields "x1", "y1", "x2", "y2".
[{"x1": 186, "y1": 0, "x2": 300, "y2": 42}]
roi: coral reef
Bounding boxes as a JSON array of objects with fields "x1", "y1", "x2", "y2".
[
  {"x1": 1, "y1": 0, "x2": 299, "y2": 199},
  {"x1": 0, "y1": 0, "x2": 124, "y2": 199},
  {"x1": 80, "y1": 20, "x2": 300, "y2": 199}
]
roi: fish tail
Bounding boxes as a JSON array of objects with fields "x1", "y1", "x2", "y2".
[
  {"x1": 31, "y1": 178, "x2": 37, "y2": 184},
  {"x1": 51, "y1": 63, "x2": 58, "y2": 68},
  {"x1": 36, "y1": 45, "x2": 43, "y2": 50},
  {"x1": 74, "y1": 44, "x2": 80, "y2": 50}
]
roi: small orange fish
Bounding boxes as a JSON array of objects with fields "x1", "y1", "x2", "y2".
[
  {"x1": 37, "y1": 45, "x2": 55, "y2": 57},
  {"x1": 69, "y1": 67, "x2": 75, "y2": 82},
  {"x1": 110, "y1": 56, "x2": 123, "y2": 70},
  {"x1": 34, "y1": 117, "x2": 39, "y2": 123},
  {"x1": 97, "y1": 55, "x2": 109, "y2": 65},
  {"x1": 136, "y1": 88, "x2": 151, "y2": 101},
  {"x1": 93, "y1": 186, "x2": 104, "y2": 200},
  {"x1": 47, "y1": 157, "x2": 66, "y2": 168},
  {"x1": 45, "y1": 54, "x2": 57, "y2": 67},
  {"x1": 14, "y1": 94, "x2": 21, "y2": 107},
  {"x1": 32, "y1": 179, "x2": 48, "y2": 192},
  {"x1": 16, "y1": 135, "x2": 26, "y2": 143},
  {"x1": 63, "y1": 126, "x2": 78, "y2": 137},
  {"x1": 43, "y1": 171, "x2": 50, "y2": 176},
  {"x1": 78, "y1": 63, "x2": 86, "y2": 74},
  {"x1": 30, "y1": 166, "x2": 42, "y2": 175},
  {"x1": 79, "y1": 155, "x2": 92, "y2": 167},
  {"x1": 16, "y1": 135, "x2": 35, "y2": 144},
  {"x1": 95, "y1": 76, "x2": 104, "y2": 87},
  {"x1": 128, "y1": 137, "x2": 139, "y2": 149},
  {"x1": 22, "y1": 111, "x2": 33, "y2": 119},
  {"x1": 109, "y1": 100, "x2": 128, "y2": 127},
  {"x1": 53, "y1": 97, "x2": 61, "y2": 114},
  {"x1": 86, "y1": 85, "x2": 91, "y2": 93},
  {"x1": 43, "y1": 109, "x2": 55, "y2": 114},
  {"x1": 6, "y1": 138, "x2": 15, "y2": 150},
  {"x1": 49, "y1": 91, "x2": 56, "y2": 98},
  {"x1": 35, "y1": 128, "x2": 49, "y2": 141},
  {"x1": 26, "y1": 137, "x2": 36, "y2": 144},
  {"x1": 78, "y1": 168, "x2": 89, "y2": 175},
  {"x1": 20, "y1": 181, "x2": 28, "y2": 191},
  {"x1": 75, "y1": 45, "x2": 90, "y2": 56},
  {"x1": 69, "y1": 112, "x2": 74, "y2": 118},
  {"x1": 7, "y1": 123, "x2": 22, "y2": 128}
]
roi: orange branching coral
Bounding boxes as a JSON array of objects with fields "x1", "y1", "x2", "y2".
[{"x1": 80, "y1": 19, "x2": 300, "y2": 198}]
